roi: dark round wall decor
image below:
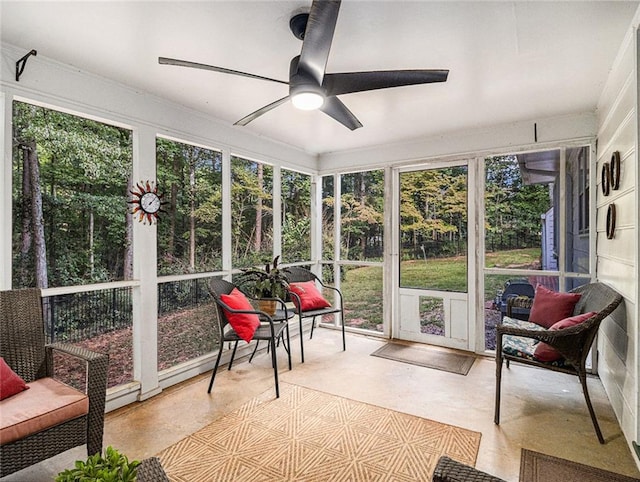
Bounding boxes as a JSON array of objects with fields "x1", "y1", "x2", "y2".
[
  {"x1": 606, "y1": 203, "x2": 616, "y2": 240},
  {"x1": 601, "y1": 162, "x2": 610, "y2": 196},
  {"x1": 610, "y1": 151, "x2": 621, "y2": 190}
]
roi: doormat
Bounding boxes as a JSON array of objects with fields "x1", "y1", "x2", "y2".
[
  {"x1": 371, "y1": 342, "x2": 475, "y2": 375},
  {"x1": 157, "y1": 383, "x2": 482, "y2": 481},
  {"x1": 520, "y1": 449, "x2": 640, "y2": 482}
]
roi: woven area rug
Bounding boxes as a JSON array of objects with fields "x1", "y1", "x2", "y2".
[
  {"x1": 158, "y1": 383, "x2": 482, "y2": 481},
  {"x1": 520, "y1": 449, "x2": 640, "y2": 482},
  {"x1": 371, "y1": 343, "x2": 475, "y2": 375}
]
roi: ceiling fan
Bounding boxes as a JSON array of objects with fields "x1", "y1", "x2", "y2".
[{"x1": 159, "y1": 0, "x2": 449, "y2": 130}]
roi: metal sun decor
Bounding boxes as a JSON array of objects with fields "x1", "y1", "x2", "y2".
[{"x1": 129, "y1": 180, "x2": 165, "y2": 224}]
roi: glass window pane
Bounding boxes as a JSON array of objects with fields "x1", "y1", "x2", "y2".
[
  {"x1": 322, "y1": 176, "x2": 334, "y2": 261},
  {"x1": 339, "y1": 264, "x2": 383, "y2": 332},
  {"x1": 340, "y1": 171, "x2": 384, "y2": 262},
  {"x1": 157, "y1": 138, "x2": 222, "y2": 275},
  {"x1": 420, "y1": 296, "x2": 444, "y2": 336},
  {"x1": 231, "y1": 156, "x2": 273, "y2": 268},
  {"x1": 281, "y1": 169, "x2": 311, "y2": 263},
  {"x1": 12, "y1": 101, "x2": 132, "y2": 288},
  {"x1": 485, "y1": 153, "x2": 555, "y2": 270},
  {"x1": 399, "y1": 167, "x2": 468, "y2": 292},
  {"x1": 44, "y1": 287, "x2": 133, "y2": 388},
  {"x1": 157, "y1": 278, "x2": 218, "y2": 372},
  {"x1": 565, "y1": 146, "x2": 590, "y2": 274}
]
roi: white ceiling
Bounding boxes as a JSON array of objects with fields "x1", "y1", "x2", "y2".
[{"x1": 1, "y1": 1, "x2": 638, "y2": 156}]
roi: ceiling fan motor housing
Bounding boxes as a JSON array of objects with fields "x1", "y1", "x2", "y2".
[
  {"x1": 289, "y1": 55, "x2": 324, "y2": 97},
  {"x1": 290, "y1": 13, "x2": 309, "y2": 40}
]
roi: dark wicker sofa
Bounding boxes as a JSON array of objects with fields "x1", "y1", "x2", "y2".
[{"x1": 0, "y1": 288, "x2": 109, "y2": 477}]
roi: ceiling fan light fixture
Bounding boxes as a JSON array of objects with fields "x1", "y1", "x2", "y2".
[{"x1": 291, "y1": 91, "x2": 325, "y2": 110}]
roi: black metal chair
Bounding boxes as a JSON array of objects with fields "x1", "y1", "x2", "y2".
[
  {"x1": 207, "y1": 279, "x2": 291, "y2": 398},
  {"x1": 285, "y1": 267, "x2": 345, "y2": 363},
  {"x1": 494, "y1": 282, "x2": 623, "y2": 444}
]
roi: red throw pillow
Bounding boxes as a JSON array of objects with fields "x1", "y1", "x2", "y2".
[
  {"x1": 528, "y1": 284, "x2": 582, "y2": 328},
  {"x1": 219, "y1": 288, "x2": 261, "y2": 343},
  {"x1": 533, "y1": 311, "x2": 597, "y2": 362},
  {"x1": 0, "y1": 357, "x2": 29, "y2": 400},
  {"x1": 289, "y1": 281, "x2": 331, "y2": 311}
]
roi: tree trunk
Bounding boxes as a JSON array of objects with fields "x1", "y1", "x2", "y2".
[
  {"x1": 89, "y1": 208, "x2": 95, "y2": 277},
  {"x1": 254, "y1": 163, "x2": 263, "y2": 252},
  {"x1": 189, "y1": 157, "x2": 196, "y2": 269},
  {"x1": 123, "y1": 177, "x2": 134, "y2": 280},
  {"x1": 169, "y1": 152, "x2": 180, "y2": 254},
  {"x1": 26, "y1": 140, "x2": 48, "y2": 289},
  {"x1": 359, "y1": 173, "x2": 366, "y2": 260},
  {"x1": 20, "y1": 147, "x2": 32, "y2": 285}
]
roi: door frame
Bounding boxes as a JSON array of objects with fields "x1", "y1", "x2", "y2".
[{"x1": 390, "y1": 158, "x2": 478, "y2": 352}]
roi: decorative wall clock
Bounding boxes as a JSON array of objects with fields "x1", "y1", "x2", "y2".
[
  {"x1": 129, "y1": 180, "x2": 165, "y2": 224},
  {"x1": 606, "y1": 203, "x2": 616, "y2": 240},
  {"x1": 610, "y1": 151, "x2": 621, "y2": 190},
  {"x1": 601, "y1": 162, "x2": 610, "y2": 196}
]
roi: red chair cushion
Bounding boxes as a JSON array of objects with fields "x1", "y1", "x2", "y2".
[
  {"x1": 533, "y1": 311, "x2": 597, "y2": 362},
  {"x1": 289, "y1": 281, "x2": 331, "y2": 311},
  {"x1": 0, "y1": 357, "x2": 29, "y2": 401},
  {"x1": 528, "y1": 284, "x2": 582, "y2": 328},
  {"x1": 219, "y1": 288, "x2": 261, "y2": 343}
]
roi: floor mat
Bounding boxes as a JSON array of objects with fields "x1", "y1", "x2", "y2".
[
  {"x1": 520, "y1": 449, "x2": 640, "y2": 482},
  {"x1": 371, "y1": 342, "x2": 475, "y2": 375},
  {"x1": 158, "y1": 383, "x2": 482, "y2": 481}
]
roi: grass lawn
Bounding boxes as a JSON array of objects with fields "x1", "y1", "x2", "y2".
[{"x1": 341, "y1": 248, "x2": 540, "y2": 331}]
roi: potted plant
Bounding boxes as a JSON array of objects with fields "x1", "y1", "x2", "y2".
[
  {"x1": 237, "y1": 255, "x2": 290, "y2": 315},
  {"x1": 56, "y1": 446, "x2": 141, "y2": 482}
]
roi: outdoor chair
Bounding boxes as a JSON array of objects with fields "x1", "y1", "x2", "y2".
[
  {"x1": 494, "y1": 278, "x2": 534, "y2": 321},
  {"x1": 0, "y1": 288, "x2": 109, "y2": 478},
  {"x1": 432, "y1": 456, "x2": 506, "y2": 482},
  {"x1": 208, "y1": 279, "x2": 291, "y2": 398},
  {"x1": 494, "y1": 282, "x2": 623, "y2": 444},
  {"x1": 285, "y1": 266, "x2": 345, "y2": 363}
]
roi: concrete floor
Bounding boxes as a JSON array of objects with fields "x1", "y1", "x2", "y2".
[{"x1": 3, "y1": 328, "x2": 640, "y2": 481}]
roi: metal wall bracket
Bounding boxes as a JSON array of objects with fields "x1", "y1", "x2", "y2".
[{"x1": 16, "y1": 49, "x2": 37, "y2": 82}]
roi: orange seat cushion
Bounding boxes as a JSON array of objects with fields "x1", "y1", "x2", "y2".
[{"x1": 0, "y1": 377, "x2": 89, "y2": 445}]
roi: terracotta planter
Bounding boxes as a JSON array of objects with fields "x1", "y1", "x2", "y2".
[{"x1": 258, "y1": 299, "x2": 277, "y2": 316}]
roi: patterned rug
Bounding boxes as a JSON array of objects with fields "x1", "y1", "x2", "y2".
[
  {"x1": 520, "y1": 449, "x2": 640, "y2": 482},
  {"x1": 158, "y1": 383, "x2": 482, "y2": 481},
  {"x1": 371, "y1": 343, "x2": 476, "y2": 375}
]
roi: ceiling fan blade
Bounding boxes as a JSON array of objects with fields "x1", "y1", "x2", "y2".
[
  {"x1": 320, "y1": 96, "x2": 362, "y2": 131},
  {"x1": 159, "y1": 57, "x2": 288, "y2": 85},
  {"x1": 234, "y1": 96, "x2": 290, "y2": 126},
  {"x1": 323, "y1": 70, "x2": 449, "y2": 96},
  {"x1": 298, "y1": 0, "x2": 341, "y2": 85}
]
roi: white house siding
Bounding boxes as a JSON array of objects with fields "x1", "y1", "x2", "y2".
[{"x1": 596, "y1": 24, "x2": 638, "y2": 455}]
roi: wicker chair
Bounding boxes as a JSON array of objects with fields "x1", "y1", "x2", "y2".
[
  {"x1": 432, "y1": 456, "x2": 506, "y2": 482},
  {"x1": 207, "y1": 279, "x2": 291, "y2": 398},
  {"x1": 285, "y1": 266, "x2": 345, "y2": 363},
  {"x1": 494, "y1": 282, "x2": 623, "y2": 444},
  {"x1": 0, "y1": 288, "x2": 109, "y2": 477}
]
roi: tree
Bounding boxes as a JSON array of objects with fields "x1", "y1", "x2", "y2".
[{"x1": 12, "y1": 101, "x2": 132, "y2": 288}]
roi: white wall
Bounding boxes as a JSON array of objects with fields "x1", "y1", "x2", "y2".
[{"x1": 595, "y1": 22, "x2": 639, "y2": 459}]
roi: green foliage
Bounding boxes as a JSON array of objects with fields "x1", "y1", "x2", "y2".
[
  {"x1": 484, "y1": 156, "x2": 550, "y2": 249},
  {"x1": 237, "y1": 255, "x2": 290, "y2": 299},
  {"x1": 12, "y1": 101, "x2": 132, "y2": 288},
  {"x1": 55, "y1": 446, "x2": 140, "y2": 482},
  {"x1": 156, "y1": 138, "x2": 223, "y2": 275}
]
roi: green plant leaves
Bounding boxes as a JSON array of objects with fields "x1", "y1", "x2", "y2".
[{"x1": 55, "y1": 446, "x2": 141, "y2": 482}]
